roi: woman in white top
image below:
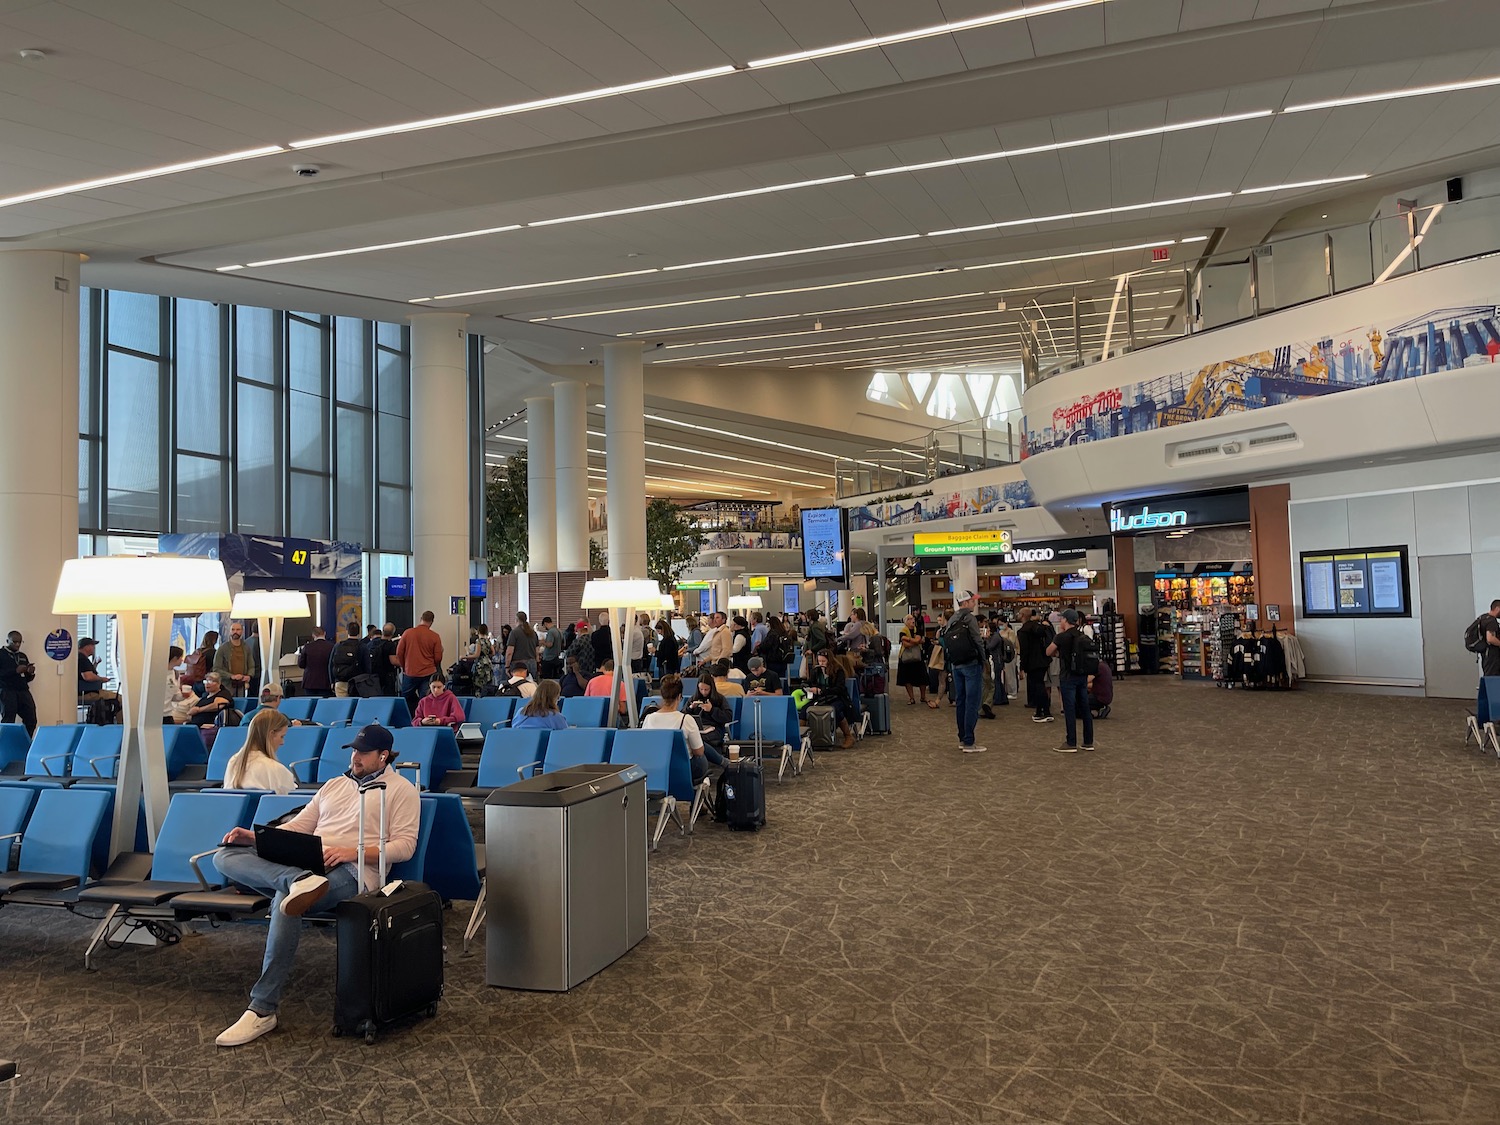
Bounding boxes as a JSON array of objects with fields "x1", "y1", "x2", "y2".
[
  {"x1": 224, "y1": 708, "x2": 298, "y2": 794},
  {"x1": 163, "y1": 645, "x2": 196, "y2": 724},
  {"x1": 642, "y1": 674, "x2": 726, "y2": 783}
]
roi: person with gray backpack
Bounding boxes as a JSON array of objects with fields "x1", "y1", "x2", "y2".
[
  {"x1": 1046, "y1": 609, "x2": 1097, "y2": 753},
  {"x1": 1465, "y1": 599, "x2": 1500, "y2": 734}
]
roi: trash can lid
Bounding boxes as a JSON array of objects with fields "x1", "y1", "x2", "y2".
[{"x1": 485, "y1": 762, "x2": 646, "y2": 806}]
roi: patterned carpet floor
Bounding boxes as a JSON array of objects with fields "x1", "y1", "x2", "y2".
[{"x1": 4, "y1": 676, "x2": 1500, "y2": 1124}]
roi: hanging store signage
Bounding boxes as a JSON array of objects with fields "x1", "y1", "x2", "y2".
[
  {"x1": 1005, "y1": 546, "x2": 1055, "y2": 563},
  {"x1": 1107, "y1": 489, "x2": 1250, "y2": 536},
  {"x1": 913, "y1": 529, "x2": 1013, "y2": 557},
  {"x1": 746, "y1": 576, "x2": 770, "y2": 591},
  {"x1": 675, "y1": 581, "x2": 712, "y2": 590},
  {"x1": 998, "y1": 536, "x2": 1109, "y2": 566}
]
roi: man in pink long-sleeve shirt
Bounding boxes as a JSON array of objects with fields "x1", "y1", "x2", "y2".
[{"x1": 213, "y1": 724, "x2": 420, "y2": 1047}]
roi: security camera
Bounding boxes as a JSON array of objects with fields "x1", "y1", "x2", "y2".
[
  {"x1": 292, "y1": 164, "x2": 322, "y2": 178},
  {"x1": 655, "y1": 341, "x2": 665, "y2": 348}
]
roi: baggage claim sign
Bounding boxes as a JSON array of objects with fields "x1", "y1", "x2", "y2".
[{"x1": 913, "y1": 529, "x2": 1013, "y2": 557}]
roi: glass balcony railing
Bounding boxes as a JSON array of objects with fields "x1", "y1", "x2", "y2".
[
  {"x1": 1021, "y1": 191, "x2": 1500, "y2": 389},
  {"x1": 834, "y1": 413, "x2": 1020, "y2": 499}
]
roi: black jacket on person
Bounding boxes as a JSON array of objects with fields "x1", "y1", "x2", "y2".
[
  {"x1": 1017, "y1": 619, "x2": 1055, "y2": 673},
  {"x1": 0, "y1": 647, "x2": 36, "y2": 692},
  {"x1": 329, "y1": 637, "x2": 361, "y2": 684}
]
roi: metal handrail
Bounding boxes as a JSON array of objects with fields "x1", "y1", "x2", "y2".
[{"x1": 833, "y1": 415, "x2": 1020, "y2": 499}]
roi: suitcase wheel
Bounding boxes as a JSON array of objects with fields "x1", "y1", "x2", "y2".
[
  {"x1": 361, "y1": 1021, "x2": 376, "y2": 1046},
  {"x1": 427, "y1": 1003, "x2": 438, "y2": 1019}
]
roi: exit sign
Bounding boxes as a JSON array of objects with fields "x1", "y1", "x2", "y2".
[{"x1": 1151, "y1": 247, "x2": 1171, "y2": 262}]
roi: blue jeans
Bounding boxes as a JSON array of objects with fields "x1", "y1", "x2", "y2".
[
  {"x1": 951, "y1": 661, "x2": 983, "y2": 747},
  {"x1": 214, "y1": 847, "x2": 361, "y2": 1015},
  {"x1": 690, "y1": 743, "x2": 727, "y2": 784},
  {"x1": 1480, "y1": 681, "x2": 1492, "y2": 726},
  {"x1": 1059, "y1": 674, "x2": 1094, "y2": 748}
]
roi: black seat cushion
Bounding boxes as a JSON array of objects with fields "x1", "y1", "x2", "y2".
[
  {"x1": 170, "y1": 889, "x2": 270, "y2": 918},
  {"x1": 76, "y1": 880, "x2": 207, "y2": 907},
  {"x1": 0, "y1": 871, "x2": 81, "y2": 893}
]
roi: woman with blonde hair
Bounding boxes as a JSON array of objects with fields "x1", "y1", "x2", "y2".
[
  {"x1": 224, "y1": 708, "x2": 298, "y2": 793},
  {"x1": 513, "y1": 678, "x2": 568, "y2": 731}
]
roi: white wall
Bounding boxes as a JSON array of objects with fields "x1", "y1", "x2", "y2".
[{"x1": 1287, "y1": 451, "x2": 1500, "y2": 687}]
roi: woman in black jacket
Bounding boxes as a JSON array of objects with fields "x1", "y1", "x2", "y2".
[
  {"x1": 807, "y1": 650, "x2": 855, "y2": 748},
  {"x1": 685, "y1": 677, "x2": 733, "y2": 751}
]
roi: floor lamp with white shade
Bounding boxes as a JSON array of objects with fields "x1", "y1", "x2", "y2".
[
  {"x1": 53, "y1": 556, "x2": 231, "y2": 855},
  {"x1": 230, "y1": 589, "x2": 311, "y2": 697},
  {"x1": 580, "y1": 578, "x2": 662, "y2": 730}
]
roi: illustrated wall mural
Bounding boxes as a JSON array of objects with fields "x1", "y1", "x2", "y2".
[
  {"x1": 848, "y1": 478, "x2": 1036, "y2": 529},
  {"x1": 1025, "y1": 304, "x2": 1500, "y2": 454}
]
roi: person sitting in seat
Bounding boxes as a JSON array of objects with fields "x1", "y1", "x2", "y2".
[
  {"x1": 686, "y1": 676, "x2": 734, "y2": 755},
  {"x1": 213, "y1": 724, "x2": 420, "y2": 1047},
  {"x1": 743, "y1": 656, "x2": 782, "y2": 696},
  {"x1": 187, "y1": 672, "x2": 236, "y2": 727},
  {"x1": 643, "y1": 674, "x2": 723, "y2": 783},
  {"x1": 711, "y1": 659, "x2": 745, "y2": 698},
  {"x1": 806, "y1": 650, "x2": 855, "y2": 748},
  {"x1": 255, "y1": 683, "x2": 318, "y2": 726},
  {"x1": 585, "y1": 660, "x2": 631, "y2": 720},
  {"x1": 77, "y1": 637, "x2": 121, "y2": 721},
  {"x1": 558, "y1": 655, "x2": 588, "y2": 698},
  {"x1": 223, "y1": 709, "x2": 298, "y2": 794},
  {"x1": 512, "y1": 678, "x2": 568, "y2": 731},
  {"x1": 498, "y1": 663, "x2": 536, "y2": 699},
  {"x1": 413, "y1": 675, "x2": 465, "y2": 729}
]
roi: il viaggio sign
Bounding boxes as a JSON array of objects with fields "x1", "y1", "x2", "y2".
[{"x1": 1107, "y1": 489, "x2": 1250, "y2": 536}]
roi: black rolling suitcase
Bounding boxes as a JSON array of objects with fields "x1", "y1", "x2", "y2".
[
  {"x1": 716, "y1": 759, "x2": 765, "y2": 831},
  {"x1": 333, "y1": 781, "x2": 444, "y2": 1044}
]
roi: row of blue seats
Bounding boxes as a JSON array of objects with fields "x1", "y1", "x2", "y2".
[
  {"x1": 0, "y1": 724, "x2": 205, "y2": 783},
  {"x1": 0, "y1": 783, "x2": 482, "y2": 968},
  {"x1": 240, "y1": 695, "x2": 411, "y2": 729}
]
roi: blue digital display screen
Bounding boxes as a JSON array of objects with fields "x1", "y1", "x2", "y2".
[{"x1": 801, "y1": 508, "x2": 848, "y2": 580}]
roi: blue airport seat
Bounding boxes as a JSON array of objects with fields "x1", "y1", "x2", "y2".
[
  {"x1": 467, "y1": 697, "x2": 516, "y2": 730},
  {"x1": 389, "y1": 727, "x2": 462, "y2": 790},
  {"x1": 163, "y1": 723, "x2": 210, "y2": 778},
  {"x1": 247, "y1": 792, "x2": 312, "y2": 828},
  {"x1": 279, "y1": 726, "x2": 329, "y2": 785},
  {"x1": 0, "y1": 725, "x2": 30, "y2": 773},
  {"x1": 608, "y1": 729, "x2": 697, "y2": 849},
  {"x1": 561, "y1": 696, "x2": 609, "y2": 728},
  {"x1": 0, "y1": 784, "x2": 38, "y2": 841},
  {"x1": 732, "y1": 695, "x2": 800, "y2": 781},
  {"x1": 388, "y1": 796, "x2": 437, "y2": 886},
  {"x1": 455, "y1": 697, "x2": 475, "y2": 720},
  {"x1": 439, "y1": 729, "x2": 549, "y2": 797},
  {"x1": 0, "y1": 787, "x2": 114, "y2": 894},
  {"x1": 74, "y1": 726, "x2": 125, "y2": 778},
  {"x1": 278, "y1": 698, "x2": 317, "y2": 723},
  {"x1": 413, "y1": 793, "x2": 480, "y2": 902},
  {"x1": 680, "y1": 677, "x2": 699, "y2": 701},
  {"x1": 539, "y1": 728, "x2": 612, "y2": 773},
  {"x1": 312, "y1": 697, "x2": 358, "y2": 726},
  {"x1": 233, "y1": 697, "x2": 255, "y2": 714},
  {"x1": 351, "y1": 696, "x2": 411, "y2": 729},
  {"x1": 22, "y1": 725, "x2": 84, "y2": 778}
]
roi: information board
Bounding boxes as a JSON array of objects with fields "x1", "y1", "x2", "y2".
[
  {"x1": 783, "y1": 583, "x2": 800, "y2": 615},
  {"x1": 800, "y1": 508, "x2": 849, "y2": 581},
  {"x1": 1301, "y1": 546, "x2": 1410, "y2": 618},
  {"x1": 385, "y1": 576, "x2": 414, "y2": 598}
]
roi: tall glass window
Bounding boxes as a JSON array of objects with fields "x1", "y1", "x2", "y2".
[{"x1": 78, "y1": 290, "x2": 416, "y2": 554}]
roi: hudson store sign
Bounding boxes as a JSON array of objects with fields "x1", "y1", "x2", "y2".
[{"x1": 1107, "y1": 489, "x2": 1250, "y2": 536}]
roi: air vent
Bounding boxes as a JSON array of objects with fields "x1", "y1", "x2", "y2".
[
  {"x1": 1248, "y1": 430, "x2": 1299, "y2": 447},
  {"x1": 1176, "y1": 445, "x2": 1222, "y2": 459}
]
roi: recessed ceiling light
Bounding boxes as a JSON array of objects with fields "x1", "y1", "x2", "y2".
[
  {"x1": 1282, "y1": 74, "x2": 1500, "y2": 114},
  {"x1": 0, "y1": 145, "x2": 287, "y2": 209}
]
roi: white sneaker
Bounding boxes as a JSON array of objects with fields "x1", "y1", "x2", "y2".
[
  {"x1": 216, "y1": 1009, "x2": 277, "y2": 1047},
  {"x1": 1053, "y1": 744, "x2": 1078, "y2": 754},
  {"x1": 279, "y1": 873, "x2": 329, "y2": 917},
  {"x1": 962, "y1": 745, "x2": 987, "y2": 754}
]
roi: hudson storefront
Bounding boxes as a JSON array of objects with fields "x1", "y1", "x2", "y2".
[{"x1": 1108, "y1": 486, "x2": 1295, "y2": 678}]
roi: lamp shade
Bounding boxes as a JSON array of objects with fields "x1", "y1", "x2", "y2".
[
  {"x1": 658, "y1": 594, "x2": 677, "y2": 611},
  {"x1": 579, "y1": 578, "x2": 663, "y2": 609},
  {"x1": 53, "y1": 556, "x2": 232, "y2": 615},
  {"x1": 727, "y1": 594, "x2": 763, "y2": 611},
  {"x1": 231, "y1": 589, "x2": 312, "y2": 619}
]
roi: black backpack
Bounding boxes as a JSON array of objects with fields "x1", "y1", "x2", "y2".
[
  {"x1": 1069, "y1": 631, "x2": 1099, "y2": 677},
  {"x1": 497, "y1": 678, "x2": 527, "y2": 698},
  {"x1": 1465, "y1": 615, "x2": 1492, "y2": 655},
  {"x1": 330, "y1": 638, "x2": 361, "y2": 682},
  {"x1": 944, "y1": 618, "x2": 980, "y2": 665}
]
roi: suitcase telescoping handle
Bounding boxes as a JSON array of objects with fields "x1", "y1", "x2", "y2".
[{"x1": 355, "y1": 781, "x2": 389, "y2": 889}]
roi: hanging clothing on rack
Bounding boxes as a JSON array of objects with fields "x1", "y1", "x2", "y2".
[{"x1": 1279, "y1": 632, "x2": 1306, "y2": 683}]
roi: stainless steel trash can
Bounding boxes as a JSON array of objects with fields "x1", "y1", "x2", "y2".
[{"x1": 484, "y1": 763, "x2": 648, "y2": 991}]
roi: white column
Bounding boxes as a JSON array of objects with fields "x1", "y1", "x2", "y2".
[
  {"x1": 553, "y1": 379, "x2": 591, "y2": 571},
  {"x1": 0, "y1": 251, "x2": 81, "y2": 727},
  {"x1": 409, "y1": 312, "x2": 470, "y2": 625},
  {"x1": 525, "y1": 395, "x2": 557, "y2": 572},
  {"x1": 604, "y1": 341, "x2": 646, "y2": 579}
]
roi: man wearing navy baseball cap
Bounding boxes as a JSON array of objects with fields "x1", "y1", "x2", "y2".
[{"x1": 212, "y1": 724, "x2": 420, "y2": 1048}]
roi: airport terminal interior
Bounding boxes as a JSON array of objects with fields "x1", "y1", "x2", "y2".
[{"x1": 5, "y1": 0, "x2": 1500, "y2": 1121}]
